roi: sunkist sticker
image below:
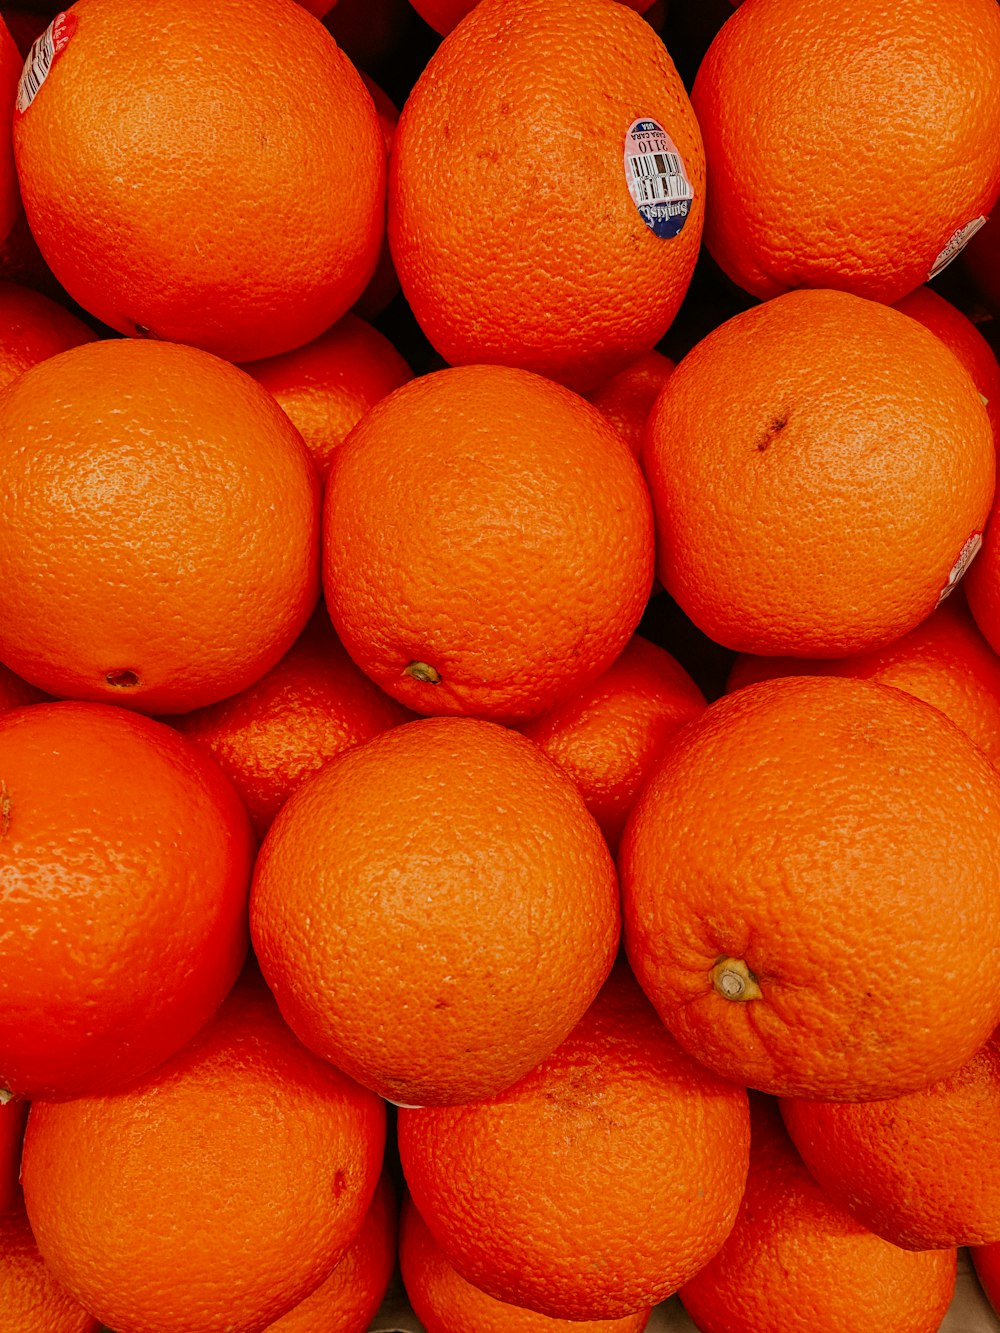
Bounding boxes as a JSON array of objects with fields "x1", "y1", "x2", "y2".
[
  {"x1": 928, "y1": 216, "x2": 988, "y2": 281},
  {"x1": 624, "y1": 118, "x2": 694, "y2": 239},
  {"x1": 15, "y1": 10, "x2": 77, "y2": 116},
  {"x1": 937, "y1": 530, "x2": 983, "y2": 606}
]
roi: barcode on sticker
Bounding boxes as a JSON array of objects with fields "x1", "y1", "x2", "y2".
[
  {"x1": 628, "y1": 154, "x2": 695, "y2": 205},
  {"x1": 15, "y1": 11, "x2": 75, "y2": 115},
  {"x1": 929, "y1": 216, "x2": 987, "y2": 281},
  {"x1": 937, "y1": 531, "x2": 983, "y2": 605},
  {"x1": 624, "y1": 118, "x2": 694, "y2": 240}
]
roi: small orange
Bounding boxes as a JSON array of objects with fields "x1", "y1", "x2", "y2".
[
  {"x1": 963, "y1": 516, "x2": 1000, "y2": 663},
  {"x1": 400, "y1": 1196, "x2": 653, "y2": 1333},
  {"x1": 265, "y1": 1172, "x2": 396, "y2": 1333},
  {"x1": 243, "y1": 313, "x2": 411, "y2": 482},
  {"x1": 13, "y1": 0, "x2": 385, "y2": 361},
  {"x1": 973, "y1": 1245, "x2": 1000, "y2": 1317},
  {"x1": 585, "y1": 350, "x2": 675, "y2": 457},
  {"x1": 323, "y1": 364, "x2": 653, "y2": 720},
  {"x1": 643, "y1": 289, "x2": 995, "y2": 656},
  {"x1": 0, "y1": 281, "x2": 94, "y2": 390},
  {"x1": 781, "y1": 1029, "x2": 1000, "y2": 1249},
  {"x1": 0, "y1": 701, "x2": 254, "y2": 1101},
  {"x1": 21, "y1": 969, "x2": 386, "y2": 1333},
  {"x1": 251, "y1": 716, "x2": 619, "y2": 1107},
  {"x1": 0, "y1": 1098, "x2": 27, "y2": 1213},
  {"x1": 678, "y1": 1097, "x2": 957, "y2": 1333},
  {"x1": 519, "y1": 635, "x2": 705, "y2": 852},
  {"x1": 398, "y1": 964, "x2": 749, "y2": 1320},
  {"x1": 172, "y1": 603, "x2": 411, "y2": 841},
  {"x1": 692, "y1": 0, "x2": 1000, "y2": 302},
  {"x1": 0, "y1": 338, "x2": 320, "y2": 714},
  {"x1": 389, "y1": 0, "x2": 704, "y2": 391},
  {"x1": 620, "y1": 676, "x2": 1000, "y2": 1100},
  {"x1": 726, "y1": 596, "x2": 1000, "y2": 766},
  {"x1": 0, "y1": 1200, "x2": 100, "y2": 1333}
]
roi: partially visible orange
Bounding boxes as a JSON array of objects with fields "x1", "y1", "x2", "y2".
[
  {"x1": 585, "y1": 350, "x2": 675, "y2": 457},
  {"x1": 0, "y1": 17, "x2": 19, "y2": 248},
  {"x1": 354, "y1": 74, "x2": 401, "y2": 320},
  {"x1": 0, "y1": 280, "x2": 94, "y2": 390},
  {"x1": 0, "y1": 1097, "x2": 27, "y2": 1213},
  {"x1": 973, "y1": 1244, "x2": 1000, "y2": 1317},
  {"x1": 0, "y1": 660, "x2": 46, "y2": 713},
  {"x1": 0, "y1": 1200, "x2": 100, "y2": 1333}
]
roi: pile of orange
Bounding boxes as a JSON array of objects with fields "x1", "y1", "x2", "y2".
[{"x1": 1, "y1": 1, "x2": 1000, "y2": 1331}]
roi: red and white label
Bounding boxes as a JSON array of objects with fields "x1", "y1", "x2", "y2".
[
  {"x1": 929, "y1": 216, "x2": 988, "y2": 281},
  {"x1": 937, "y1": 530, "x2": 983, "y2": 605},
  {"x1": 15, "y1": 11, "x2": 77, "y2": 115}
]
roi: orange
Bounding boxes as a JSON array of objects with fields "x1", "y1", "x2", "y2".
[
  {"x1": 388, "y1": 0, "x2": 704, "y2": 392},
  {"x1": 13, "y1": 0, "x2": 385, "y2": 361},
  {"x1": 0, "y1": 17, "x2": 19, "y2": 248},
  {"x1": 585, "y1": 349, "x2": 675, "y2": 458},
  {"x1": 894, "y1": 285, "x2": 1000, "y2": 450},
  {"x1": 0, "y1": 280, "x2": 94, "y2": 390},
  {"x1": 251, "y1": 716, "x2": 619, "y2": 1107},
  {"x1": 21, "y1": 969, "x2": 386, "y2": 1333},
  {"x1": 0, "y1": 1098, "x2": 27, "y2": 1214},
  {"x1": 400, "y1": 1196, "x2": 652, "y2": 1333},
  {"x1": 398, "y1": 963, "x2": 749, "y2": 1320},
  {"x1": 243, "y1": 313, "x2": 411, "y2": 482},
  {"x1": 172, "y1": 603, "x2": 411, "y2": 841},
  {"x1": 0, "y1": 701, "x2": 254, "y2": 1101},
  {"x1": 265, "y1": 1172, "x2": 396, "y2": 1333},
  {"x1": 0, "y1": 338, "x2": 320, "y2": 714},
  {"x1": 678, "y1": 1097, "x2": 957, "y2": 1333},
  {"x1": 620, "y1": 676, "x2": 1000, "y2": 1100},
  {"x1": 353, "y1": 74, "x2": 400, "y2": 321},
  {"x1": 726, "y1": 595, "x2": 1000, "y2": 767},
  {"x1": 643, "y1": 289, "x2": 995, "y2": 656},
  {"x1": 781, "y1": 1028, "x2": 1000, "y2": 1249},
  {"x1": 973, "y1": 1245, "x2": 1000, "y2": 1317},
  {"x1": 691, "y1": 0, "x2": 1000, "y2": 303},
  {"x1": 518, "y1": 635, "x2": 705, "y2": 853},
  {"x1": 963, "y1": 515, "x2": 1000, "y2": 663},
  {"x1": 0, "y1": 660, "x2": 46, "y2": 713},
  {"x1": 323, "y1": 365, "x2": 653, "y2": 720},
  {"x1": 409, "y1": 0, "x2": 654, "y2": 35},
  {"x1": 964, "y1": 213, "x2": 1000, "y2": 317},
  {"x1": 0, "y1": 1200, "x2": 100, "y2": 1333}
]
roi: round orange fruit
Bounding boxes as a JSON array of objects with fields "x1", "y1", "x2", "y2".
[
  {"x1": 0, "y1": 1200, "x2": 100, "y2": 1333},
  {"x1": 585, "y1": 350, "x2": 675, "y2": 458},
  {"x1": 0, "y1": 280, "x2": 94, "y2": 390}
]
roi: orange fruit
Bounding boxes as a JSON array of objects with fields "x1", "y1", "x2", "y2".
[
  {"x1": 0, "y1": 1098, "x2": 27, "y2": 1214},
  {"x1": 0, "y1": 338, "x2": 320, "y2": 714},
  {"x1": 13, "y1": 0, "x2": 385, "y2": 361},
  {"x1": 21, "y1": 969, "x2": 386, "y2": 1333},
  {"x1": 388, "y1": 0, "x2": 704, "y2": 392},
  {"x1": 0, "y1": 1200, "x2": 100, "y2": 1333},
  {"x1": 973, "y1": 1245, "x2": 1000, "y2": 1316},
  {"x1": 265, "y1": 1172, "x2": 396, "y2": 1333},
  {"x1": 620, "y1": 676, "x2": 1000, "y2": 1100},
  {"x1": 0, "y1": 281, "x2": 94, "y2": 390},
  {"x1": 400, "y1": 1196, "x2": 653, "y2": 1333},
  {"x1": 964, "y1": 213, "x2": 1000, "y2": 317},
  {"x1": 726, "y1": 595, "x2": 1000, "y2": 767},
  {"x1": 353, "y1": 74, "x2": 401, "y2": 321},
  {"x1": 691, "y1": 0, "x2": 1000, "y2": 303},
  {"x1": 585, "y1": 349, "x2": 675, "y2": 457},
  {"x1": 251, "y1": 716, "x2": 619, "y2": 1107},
  {"x1": 518, "y1": 635, "x2": 705, "y2": 853},
  {"x1": 962, "y1": 517, "x2": 1000, "y2": 664},
  {"x1": 323, "y1": 365, "x2": 653, "y2": 721},
  {"x1": 678, "y1": 1097, "x2": 957, "y2": 1333},
  {"x1": 243, "y1": 313, "x2": 411, "y2": 482},
  {"x1": 894, "y1": 285, "x2": 1000, "y2": 450},
  {"x1": 398, "y1": 964, "x2": 749, "y2": 1319},
  {"x1": 0, "y1": 660, "x2": 46, "y2": 713},
  {"x1": 643, "y1": 289, "x2": 995, "y2": 656},
  {"x1": 0, "y1": 701, "x2": 254, "y2": 1101},
  {"x1": 172, "y1": 603, "x2": 411, "y2": 841},
  {"x1": 0, "y1": 17, "x2": 19, "y2": 248},
  {"x1": 781, "y1": 1028, "x2": 1000, "y2": 1249}
]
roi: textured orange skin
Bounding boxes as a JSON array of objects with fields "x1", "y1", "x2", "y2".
[
  {"x1": 619, "y1": 676, "x2": 1000, "y2": 1100},
  {"x1": 353, "y1": 75, "x2": 400, "y2": 321},
  {"x1": 585, "y1": 350, "x2": 675, "y2": 458},
  {"x1": 0, "y1": 338, "x2": 321, "y2": 713},
  {"x1": 692, "y1": 0, "x2": 1000, "y2": 303},
  {"x1": 323, "y1": 365, "x2": 654, "y2": 720},
  {"x1": 0, "y1": 281, "x2": 94, "y2": 390},
  {"x1": 398, "y1": 964, "x2": 749, "y2": 1320},
  {"x1": 643, "y1": 289, "x2": 995, "y2": 656},
  {"x1": 389, "y1": 0, "x2": 703, "y2": 392},
  {"x1": 410, "y1": 0, "x2": 653, "y2": 35},
  {"x1": 243, "y1": 313, "x2": 411, "y2": 482},
  {"x1": 251, "y1": 716, "x2": 619, "y2": 1107},
  {"x1": 519, "y1": 635, "x2": 705, "y2": 853},
  {"x1": 678, "y1": 1098, "x2": 956, "y2": 1333},
  {"x1": 973, "y1": 1245, "x2": 1000, "y2": 1316},
  {"x1": 781, "y1": 1030, "x2": 1000, "y2": 1249},
  {"x1": 726, "y1": 596, "x2": 1000, "y2": 766},
  {"x1": 13, "y1": 0, "x2": 385, "y2": 362},
  {"x1": 964, "y1": 213, "x2": 1000, "y2": 317},
  {"x1": 0, "y1": 701, "x2": 254, "y2": 1100},
  {"x1": 21, "y1": 971, "x2": 386, "y2": 1333},
  {"x1": 172, "y1": 604, "x2": 412, "y2": 841},
  {"x1": 895, "y1": 285, "x2": 1000, "y2": 450},
  {"x1": 400, "y1": 1197, "x2": 652, "y2": 1333},
  {"x1": 0, "y1": 1201, "x2": 99, "y2": 1333},
  {"x1": 266, "y1": 1173, "x2": 396, "y2": 1333},
  {"x1": 0, "y1": 1098, "x2": 27, "y2": 1212},
  {"x1": 0, "y1": 19, "x2": 19, "y2": 249}
]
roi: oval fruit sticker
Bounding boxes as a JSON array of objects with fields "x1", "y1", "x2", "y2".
[
  {"x1": 15, "y1": 11, "x2": 78, "y2": 116},
  {"x1": 624, "y1": 118, "x2": 694, "y2": 239}
]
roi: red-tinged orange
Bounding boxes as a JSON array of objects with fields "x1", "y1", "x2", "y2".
[
  {"x1": 0, "y1": 701, "x2": 254, "y2": 1101},
  {"x1": 585, "y1": 350, "x2": 675, "y2": 457},
  {"x1": 973, "y1": 1245, "x2": 1000, "y2": 1317},
  {"x1": 0, "y1": 281, "x2": 94, "y2": 390},
  {"x1": 0, "y1": 660, "x2": 46, "y2": 713},
  {"x1": 0, "y1": 1097, "x2": 27, "y2": 1213},
  {"x1": 0, "y1": 1200, "x2": 100, "y2": 1333}
]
